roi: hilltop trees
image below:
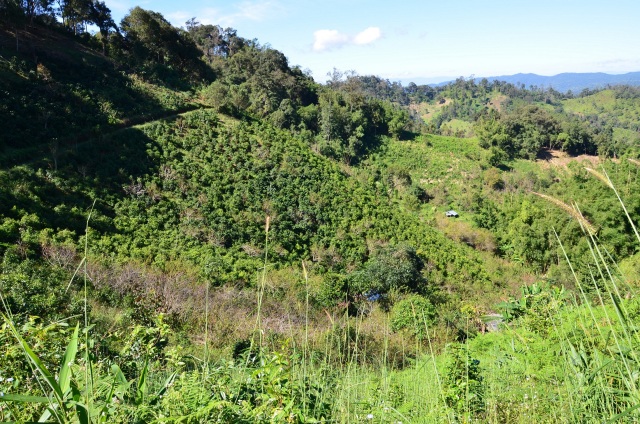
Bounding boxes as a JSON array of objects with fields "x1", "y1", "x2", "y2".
[
  {"x1": 315, "y1": 88, "x2": 411, "y2": 163},
  {"x1": 119, "y1": 7, "x2": 208, "y2": 83},
  {"x1": 474, "y1": 101, "x2": 618, "y2": 160},
  {"x1": 186, "y1": 21, "x2": 247, "y2": 61},
  {"x1": 55, "y1": 0, "x2": 116, "y2": 50},
  {"x1": 504, "y1": 105, "x2": 562, "y2": 158},
  {"x1": 88, "y1": 1, "x2": 116, "y2": 40},
  {"x1": 0, "y1": 0, "x2": 116, "y2": 36},
  {"x1": 0, "y1": 0, "x2": 25, "y2": 23},
  {"x1": 202, "y1": 43, "x2": 317, "y2": 115},
  {"x1": 21, "y1": 0, "x2": 54, "y2": 23},
  {"x1": 60, "y1": 0, "x2": 92, "y2": 33},
  {"x1": 557, "y1": 119, "x2": 598, "y2": 155}
]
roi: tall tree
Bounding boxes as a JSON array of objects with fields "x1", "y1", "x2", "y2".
[
  {"x1": 186, "y1": 22, "x2": 246, "y2": 61},
  {"x1": 60, "y1": 0, "x2": 91, "y2": 34},
  {"x1": 88, "y1": 0, "x2": 116, "y2": 52}
]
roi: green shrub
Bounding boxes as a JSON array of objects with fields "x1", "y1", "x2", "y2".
[
  {"x1": 311, "y1": 272, "x2": 348, "y2": 307},
  {"x1": 0, "y1": 254, "x2": 83, "y2": 319},
  {"x1": 390, "y1": 294, "x2": 436, "y2": 339},
  {"x1": 350, "y1": 245, "x2": 425, "y2": 296}
]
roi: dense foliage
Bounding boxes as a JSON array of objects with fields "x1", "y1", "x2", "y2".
[{"x1": 2, "y1": 6, "x2": 640, "y2": 423}]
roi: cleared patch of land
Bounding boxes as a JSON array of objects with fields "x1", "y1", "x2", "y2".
[{"x1": 537, "y1": 149, "x2": 602, "y2": 169}]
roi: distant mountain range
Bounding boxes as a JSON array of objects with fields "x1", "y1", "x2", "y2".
[{"x1": 427, "y1": 72, "x2": 640, "y2": 93}]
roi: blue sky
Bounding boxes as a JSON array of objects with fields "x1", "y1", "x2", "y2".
[{"x1": 103, "y1": 0, "x2": 640, "y2": 84}]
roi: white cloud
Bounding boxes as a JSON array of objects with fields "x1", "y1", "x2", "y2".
[
  {"x1": 106, "y1": 0, "x2": 136, "y2": 14},
  {"x1": 236, "y1": 0, "x2": 280, "y2": 21},
  {"x1": 313, "y1": 29, "x2": 350, "y2": 52},
  {"x1": 313, "y1": 27, "x2": 382, "y2": 52},
  {"x1": 209, "y1": 1, "x2": 282, "y2": 26},
  {"x1": 353, "y1": 27, "x2": 381, "y2": 45},
  {"x1": 196, "y1": 7, "x2": 224, "y2": 26},
  {"x1": 161, "y1": 1, "x2": 282, "y2": 28},
  {"x1": 166, "y1": 11, "x2": 193, "y2": 26}
]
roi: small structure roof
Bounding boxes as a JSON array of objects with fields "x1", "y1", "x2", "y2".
[{"x1": 445, "y1": 210, "x2": 459, "y2": 217}]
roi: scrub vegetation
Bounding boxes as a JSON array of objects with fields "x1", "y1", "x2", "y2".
[{"x1": 1, "y1": 3, "x2": 640, "y2": 422}]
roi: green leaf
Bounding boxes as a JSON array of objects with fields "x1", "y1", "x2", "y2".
[
  {"x1": 38, "y1": 406, "x2": 53, "y2": 423},
  {"x1": 111, "y1": 364, "x2": 128, "y2": 385},
  {"x1": 110, "y1": 363, "x2": 131, "y2": 404},
  {"x1": 59, "y1": 323, "x2": 80, "y2": 395},
  {"x1": 136, "y1": 359, "x2": 149, "y2": 405},
  {"x1": 150, "y1": 372, "x2": 176, "y2": 406},
  {"x1": 607, "y1": 402, "x2": 640, "y2": 423},
  {"x1": 0, "y1": 393, "x2": 51, "y2": 403},
  {"x1": 69, "y1": 399, "x2": 90, "y2": 424}
]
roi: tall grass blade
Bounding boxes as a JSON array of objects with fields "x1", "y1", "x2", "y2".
[
  {"x1": 64, "y1": 257, "x2": 85, "y2": 294},
  {"x1": 608, "y1": 402, "x2": 640, "y2": 423},
  {"x1": 601, "y1": 166, "x2": 640, "y2": 244},
  {"x1": 531, "y1": 191, "x2": 597, "y2": 234},
  {"x1": 5, "y1": 318, "x2": 64, "y2": 402},
  {"x1": 253, "y1": 215, "x2": 270, "y2": 351}
]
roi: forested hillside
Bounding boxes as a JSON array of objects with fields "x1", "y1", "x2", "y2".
[
  {"x1": 430, "y1": 71, "x2": 640, "y2": 94},
  {"x1": 1, "y1": 3, "x2": 640, "y2": 423}
]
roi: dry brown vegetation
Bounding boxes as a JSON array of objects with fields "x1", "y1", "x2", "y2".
[{"x1": 434, "y1": 215, "x2": 497, "y2": 253}]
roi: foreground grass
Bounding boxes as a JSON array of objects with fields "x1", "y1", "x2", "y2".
[{"x1": 2, "y1": 274, "x2": 639, "y2": 423}]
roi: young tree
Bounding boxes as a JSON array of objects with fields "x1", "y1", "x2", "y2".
[{"x1": 60, "y1": 0, "x2": 92, "y2": 34}]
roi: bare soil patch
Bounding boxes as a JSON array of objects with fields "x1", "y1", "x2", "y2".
[
  {"x1": 487, "y1": 94, "x2": 508, "y2": 112},
  {"x1": 409, "y1": 99, "x2": 452, "y2": 122},
  {"x1": 536, "y1": 149, "x2": 601, "y2": 169}
]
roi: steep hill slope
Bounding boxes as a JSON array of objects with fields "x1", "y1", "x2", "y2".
[
  {"x1": 0, "y1": 22, "x2": 510, "y2": 360},
  {"x1": 0, "y1": 25, "x2": 201, "y2": 162}
]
